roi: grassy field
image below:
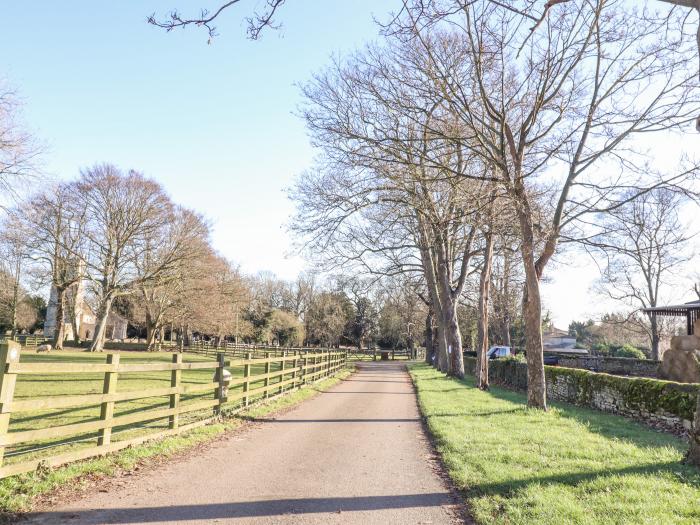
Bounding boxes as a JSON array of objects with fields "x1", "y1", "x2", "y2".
[
  {"x1": 1, "y1": 354, "x2": 353, "y2": 518},
  {"x1": 409, "y1": 363, "x2": 700, "y2": 525},
  {"x1": 7, "y1": 349, "x2": 323, "y2": 466}
]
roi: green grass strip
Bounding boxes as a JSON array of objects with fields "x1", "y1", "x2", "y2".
[{"x1": 408, "y1": 363, "x2": 700, "y2": 525}]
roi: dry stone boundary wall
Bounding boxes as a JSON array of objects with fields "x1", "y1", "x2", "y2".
[{"x1": 463, "y1": 357, "x2": 698, "y2": 435}]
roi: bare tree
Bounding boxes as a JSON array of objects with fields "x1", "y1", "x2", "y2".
[
  {"x1": 475, "y1": 195, "x2": 497, "y2": 390},
  {"x1": 0, "y1": 218, "x2": 30, "y2": 336},
  {"x1": 69, "y1": 164, "x2": 179, "y2": 352},
  {"x1": 292, "y1": 40, "x2": 496, "y2": 377},
  {"x1": 11, "y1": 185, "x2": 87, "y2": 348},
  {"x1": 169, "y1": 252, "x2": 251, "y2": 347},
  {"x1": 587, "y1": 189, "x2": 693, "y2": 359},
  {"x1": 134, "y1": 208, "x2": 210, "y2": 350},
  {"x1": 391, "y1": 0, "x2": 699, "y2": 407},
  {"x1": 147, "y1": 0, "x2": 286, "y2": 41},
  {"x1": 0, "y1": 84, "x2": 42, "y2": 204}
]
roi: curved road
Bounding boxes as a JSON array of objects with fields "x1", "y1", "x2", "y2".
[{"x1": 27, "y1": 362, "x2": 462, "y2": 524}]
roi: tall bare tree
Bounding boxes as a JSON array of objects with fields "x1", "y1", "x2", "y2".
[
  {"x1": 11, "y1": 185, "x2": 87, "y2": 348},
  {"x1": 293, "y1": 41, "x2": 495, "y2": 377},
  {"x1": 134, "y1": 208, "x2": 210, "y2": 350},
  {"x1": 587, "y1": 189, "x2": 694, "y2": 359},
  {"x1": 391, "y1": 0, "x2": 700, "y2": 407},
  {"x1": 0, "y1": 218, "x2": 29, "y2": 336},
  {"x1": 69, "y1": 164, "x2": 179, "y2": 352},
  {"x1": 0, "y1": 83, "x2": 42, "y2": 204}
]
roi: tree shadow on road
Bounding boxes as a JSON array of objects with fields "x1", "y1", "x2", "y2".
[{"x1": 26, "y1": 493, "x2": 457, "y2": 523}]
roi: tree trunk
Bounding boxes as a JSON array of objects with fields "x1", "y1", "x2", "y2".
[
  {"x1": 687, "y1": 390, "x2": 700, "y2": 467},
  {"x1": 52, "y1": 287, "x2": 67, "y2": 350},
  {"x1": 436, "y1": 321, "x2": 449, "y2": 373},
  {"x1": 444, "y1": 296, "x2": 464, "y2": 378},
  {"x1": 183, "y1": 323, "x2": 191, "y2": 347},
  {"x1": 476, "y1": 231, "x2": 494, "y2": 390},
  {"x1": 521, "y1": 253, "x2": 547, "y2": 409},
  {"x1": 10, "y1": 263, "x2": 20, "y2": 337},
  {"x1": 502, "y1": 315, "x2": 512, "y2": 347},
  {"x1": 146, "y1": 312, "x2": 162, "y2": 352},
  {"x1": 90, "y1": 296, "x2": 113, "y2": 352},
  {"x1": 650, "y1": 314, "x2": 661, "y2": 360},
  {"x1": 69, "y1": 292, "x2": 82, "y2": 344},
  {"x1": 513, "y1": 189, "x2": 548, "y2": 409},
  {"x1": 425, "y1": 307, "x2": 435, "y2": 364},
  {"x1": 500, "y1": 249, "x2": 512, "y2": 347},
  {"x1": 145, "y1": 312, "x2": 158, "y2": 351}
]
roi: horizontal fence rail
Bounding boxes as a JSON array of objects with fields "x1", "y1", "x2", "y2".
[
  {"x1": 0, "y1": 341, "x2": 347, "y2": 479},
  {"x1": 0, "y1": 335, "x2": 51, "y2": 349}
]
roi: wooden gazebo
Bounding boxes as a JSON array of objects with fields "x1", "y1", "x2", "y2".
[{"x1": 644, "y1": 300, "x2": 700, "y2": 335}]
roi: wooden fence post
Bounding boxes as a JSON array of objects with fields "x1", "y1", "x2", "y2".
[
  {"x1": 300, "y1": 353, "x2": 306, "y2": 385},
  {"x1": 243, "y1": 352, "x2": 251, "y2": 407},
  {"x1": 0, "y1": 341, "x2": 20, "y2": 467},
  {"x1": 97, "y1": 353, "x2": 120, "y2": 447},
  {"x1": 169, "y1": 353, "x2": 182, "y2": 429},
  {"x1": 264, "y1": 351, "x2": 271, "y2": 399},
  {"x1": 292, "y1": 351, "x2": 298, "y2": 389},
  {"x1": 279, "y1": 350, "x2": 287, "y2": 395},
  {"x1": 216, "y1": 352, "x2": 227, "y2": 414}
]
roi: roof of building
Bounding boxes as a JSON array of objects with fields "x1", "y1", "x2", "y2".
[
  {"x1": 643, "y1": 300, "x2": 700, "y2": 316},
  {"x1": 544, "y1": 327, "x2": 572, "y2": 338}
]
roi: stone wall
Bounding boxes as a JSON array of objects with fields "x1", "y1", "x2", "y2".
[
  {"x1": 464, "y1": 357, "x2": 698, "y2": 435},
  {"x1": 555, "y1": 355, "x2": 660, "y2": 378}
]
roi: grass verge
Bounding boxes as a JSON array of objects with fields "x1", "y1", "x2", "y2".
[
  {"x1": 0, "y1": 365, "x2": 353, "y2": 520},
  {"x1": 408, "y1": 363, "x2": 700, "y2": 525}
]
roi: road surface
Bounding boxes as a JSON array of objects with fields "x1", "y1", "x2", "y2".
[{"x1": 26, "y1": 361, "x2": 463, "y2": 525}]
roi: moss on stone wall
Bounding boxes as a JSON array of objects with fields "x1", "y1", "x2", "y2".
[{"x1": 463, "y1": 356, "x2": 698, "y2": 425}]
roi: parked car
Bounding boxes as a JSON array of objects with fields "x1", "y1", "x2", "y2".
[{"x1": 487, "y1": 346, "x2": 511, "y2": 360}]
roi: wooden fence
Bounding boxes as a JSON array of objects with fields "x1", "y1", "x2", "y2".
[
  {"x1": 0, "y1": 335, "x2": 51, "y2": 349},
  {"x1": 0, "y1": 341, "x2": 347, "y2": 479},
  {"x1": 346, "y1": 347, "x2": 424, "y2": 361}
]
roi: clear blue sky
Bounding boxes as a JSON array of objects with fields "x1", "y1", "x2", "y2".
[
  {"x1": 1, "y1": 2, "x2": 697, "y2": 328},
  {"x1": 0, "y1": 0, "x2": 394, "y2": 279}
]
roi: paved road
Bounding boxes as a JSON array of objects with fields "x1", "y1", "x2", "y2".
[{"x1": 26, "y1": 362, "x2": 462, "y2": 525}]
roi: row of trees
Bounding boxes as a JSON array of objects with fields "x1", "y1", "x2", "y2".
[
  {"x1": 1, "y1": 161, "x2": 428, "y2": 352},
  {"x1": 237, "y1": 273, "x2": 427, "y2": 350},
  {"x1": 290, "y1": 0, "x2": 700, "y2": 412}
]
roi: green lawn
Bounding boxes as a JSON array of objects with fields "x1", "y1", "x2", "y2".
[
  {"x1": 7, "y1": 350, "x2": 313, "y2": 466},
  {"x1": 409, "y1": 363, "x2": 700, "y2": 525}
]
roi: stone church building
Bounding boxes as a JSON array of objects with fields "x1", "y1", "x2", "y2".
[{"x1": 44, "y1": 280, "x2": 128, "y2": 342}]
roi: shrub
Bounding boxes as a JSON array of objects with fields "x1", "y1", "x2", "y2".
[
  {"x1": 613, "y1": 344, "x2": 646, "y2": 360},
  {"x1": 592, "y1": 342, "x2": 611, "y2": 356}
]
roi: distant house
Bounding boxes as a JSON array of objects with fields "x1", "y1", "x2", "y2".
[{"x1": 543, "y1": 326, "x2": 587, "y2": 355}]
